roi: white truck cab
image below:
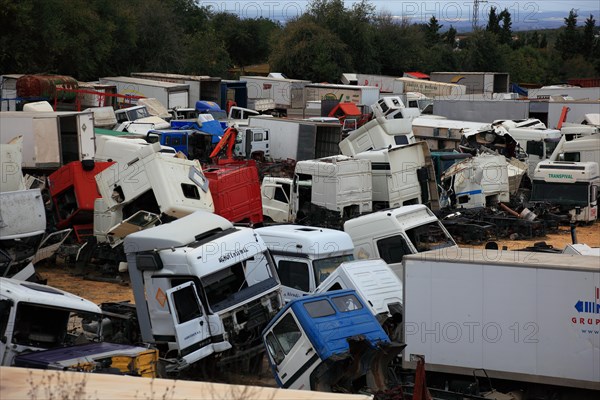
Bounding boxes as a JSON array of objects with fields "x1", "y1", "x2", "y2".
[
  {"x1": 293, "y1": 155, "x2": 373, "y2": 224},
  {"x1": 339, "y1": 117, "x2": 416, "y2": 157},
  {"x1": 315, "y1": 259, "x2": 404, "y2": 341},
  {"x1": 371, "y1": 96, "x2": 422, "y2": 120},
  {"x1": 531, "y1": 160, "x2": 599, "y2": 222},
  {"x1": 233, "y1": 127, "x2": 270, "y2": 159},
  {"x1": 114, "y1": 105, "x2": 170, "y2": 134},
  {"x1": 125, "y1": 211, "x2": 282, "y2": 371},
  {"x1": 256, "y1": 225, "x2": 354, "y2": 302},
  {"x1": 353, "y1": 141, "x2": 438, "y2": 210},
  {"x1": 344, "y1": 205, "x2": 457, "y2": 277},
  {"x1": 0, "y1": 277, "x2": 103, "y2": 367}
]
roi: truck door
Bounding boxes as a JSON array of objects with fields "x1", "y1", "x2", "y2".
[
  {"x1": 0, "y1": 299, "x2": 12, "y2": 364},
  {"x1": 77, "y1": 113, "x2": 96, "y2": 160},
  {"x1": 263, "y1": 310, "x2": 319, "y2": 389},
  {"x1": 261, "y1": 180, "x2": 292, "y2": 222},
  {"x1": 274, "y1": 257, "x2": 313, "y2": 302},
  {"x1": 166, "y1": 282, "x2": 214, "y2": 365},
  {"x1": 249, "y1": 128, "x2": 270, "y2": 158}
]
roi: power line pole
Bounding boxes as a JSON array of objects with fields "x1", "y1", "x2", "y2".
[{"x1": 472, "y1": 0, "x2": 487, "y2": 31}]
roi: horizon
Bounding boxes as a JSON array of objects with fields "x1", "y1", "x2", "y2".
[{"x1": 197, "y1": 1, "x2": 600, "y2": 31}]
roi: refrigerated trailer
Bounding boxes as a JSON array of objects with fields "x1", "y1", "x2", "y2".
[{"x1": 402, "y1": 247, "x2": 600, "y2": 392}]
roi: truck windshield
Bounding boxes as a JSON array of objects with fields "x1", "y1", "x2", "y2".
[
  {"x1": 201, "y1": 252, "x2": 278, "y2": 312},
  {"x1": 544, "y1": 139, "x2": 560, "y2": 158},
  {"x1": 126, "y1": 107, "x2": 150, "y2": 121},
  {"x1": 406, "y1": 221, "x2": 456, "y2": 253},
  {"x1": 313, "y1": 254, "x2": 354, "y2": 286},
  {"x1": 531, "y1": 181, "x2": 590, "y2": 206},
  {"x1": 12, "y1": 303, "x2": 102, "y2": 349},
  {"x1": 208, "y1": 110, "x2": 227, "y2": 121}
]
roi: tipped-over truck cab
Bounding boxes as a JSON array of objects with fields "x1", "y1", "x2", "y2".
[
  {"x1": 262, "y1": 289, "x2": 403, "y2": 392},
  {"x1": 344, "y1": 205, "x2": 457, "y2": 278},
  {"x1": 315, "y1": 259, "x2": 404, "y2": 342},
  {"x1": 124, "y1": 211, "x2": 283, "y2": 372}
]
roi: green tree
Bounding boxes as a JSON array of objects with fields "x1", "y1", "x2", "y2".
[
  {"x1": 425, "y1": 16, "x2": 443, "y2": 45},
  {"x1": 444, "y1": 25, "x2": 458, "y2": 47},
  {"x1": 269, "y1": 17, "x2": 351, "y2": 82},
  {"x1": 464, "y1": 29, "x2": 507, "y2": 71},
  {"x1": 499, "y1": 9, "x2": 513, "y2": 45},
  {"x1": 528, "y1": 31, "x2": 540, "y2": 47},
  {"x1": 582, "y1": 14, "x2": 596, "y2": 58},
  {"x1": 507, "y1": 45, "x2": 550, "y2": 84},
  {"x1": 540, "y1": 33, "x2": 548, "y2": 49},
  {"x1": 555, "y1": 9, "x2": 580, "y2": 59},
  {"x1": 183, "y1": 29, "x2": 231, "y2": 77},
  {"x1": 305, "y1": 0, "x2": 377, "y2": 72},
  {"x1": 371, "y1": 13, "x2": 427, "y2": 76},
  {"x1": 486, "y1": 6, "x2": 501, "y2": 35}
]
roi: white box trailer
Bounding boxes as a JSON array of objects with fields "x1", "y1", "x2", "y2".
[
  {"x1": 430, "y1": 72, "x2": 510, "y2": 95},
  {"x1": 304, "y1": 83, "x2": 380, "y2": 108},
  {"x1": 241, "y1": 75, "x2": 310, "y2": 110},
  {"x1": 247, "y1": 116, "x2": 342, "y2": 161},
  {"x1": 130, "y1": 72, "x2": 221, "y2": 108},
  {"x1": 402, "y1": 247, "x2": 600, "y2": 391},
  {"x1": 99, "y1": 76, "x2": 189, "y2": 110},
  {"x1": 0, "y1": 111, "x2": 95, "y2": 170},
  {"x1": 351, "y1": 74, "x2": 466, "y2": 98}
]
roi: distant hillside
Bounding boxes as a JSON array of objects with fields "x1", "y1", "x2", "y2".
[{"x1": 430, "y1": 11, "x2": 598, "y2": 33}]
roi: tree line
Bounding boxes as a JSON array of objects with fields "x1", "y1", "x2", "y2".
[{"x1": 1, "y1": 0, "x2": 598, "y2": 86}]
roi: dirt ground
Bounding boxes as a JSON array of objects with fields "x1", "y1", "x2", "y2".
[{"x1": 36, "y1": 221, "x2": 600, "y2": 305}]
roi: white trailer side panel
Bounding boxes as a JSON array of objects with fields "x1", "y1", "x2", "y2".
[
  {"x1": 403, "y1": 249, "x2": 600, "y2": 389},
  {"x1": 433, "y1": 99, "x2": 529, "y2": 123}
]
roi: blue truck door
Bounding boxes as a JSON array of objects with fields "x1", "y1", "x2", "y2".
[
  {"x1": 166, "y1": 282, "x2": 214, "y2": 365},
  {"x1": 263, "y1": 310, "x2": 319, "y2": 390}
]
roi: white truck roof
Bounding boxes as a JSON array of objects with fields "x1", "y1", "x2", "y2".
[
  {"x1": 534, "y1": 160, "x2": 599, "y2": 181},
  {"x1": 0, "y1": 277, "x2": 101, "y2": 314},
  {"x1": 404, "y1": 247, "x2": 600, "y2": 272},
  {"x1": 315, "y1": 259, "x2": 403, "y2": 316},
  {"x1": 344, "y1": 204, "x2": 438, "y2": 233},
  {"x1": 295, "y1": 155, "x2": 371, "y2": 174},
  {"x1": 124, "y1": 210, "x2": 231, "y2": 252},
  {"x1": 256, "y1": 225, "x2": 354, "y2": 257}
]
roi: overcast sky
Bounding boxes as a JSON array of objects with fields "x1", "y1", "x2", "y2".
[{"x1": 197, "y1": 0, "x2": 600, "y2": 22}]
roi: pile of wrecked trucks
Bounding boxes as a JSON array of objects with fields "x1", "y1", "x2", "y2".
[{"x1": 0, "y1": 95, "x2": 599, "y2": 399}]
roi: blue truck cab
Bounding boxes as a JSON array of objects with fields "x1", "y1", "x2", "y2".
[
  {"x1": 262, "y1": 289, "x2": 403, "y2": 393},
  {"x1": 146, "y1": 129, "x2": 191, "y2": 155}
]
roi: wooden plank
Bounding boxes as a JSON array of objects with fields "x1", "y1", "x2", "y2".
[{"x1": 0, "y1": 366, "x2": 373, "y2": 400}]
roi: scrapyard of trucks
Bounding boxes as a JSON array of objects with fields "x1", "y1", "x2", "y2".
[{"x1": 1, "y1": 73, "x2": 599, "y2": 398}]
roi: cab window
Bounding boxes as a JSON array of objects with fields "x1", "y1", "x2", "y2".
[
  {"x1": 332, "y1": 294, "x2": 363, "y2": 312},
  {"x1": 277, "y1": 260, "x2": 310, "y2": 292},
  {"x1": 266, "y1": 313, "x2": 302, "y2": 364}
]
